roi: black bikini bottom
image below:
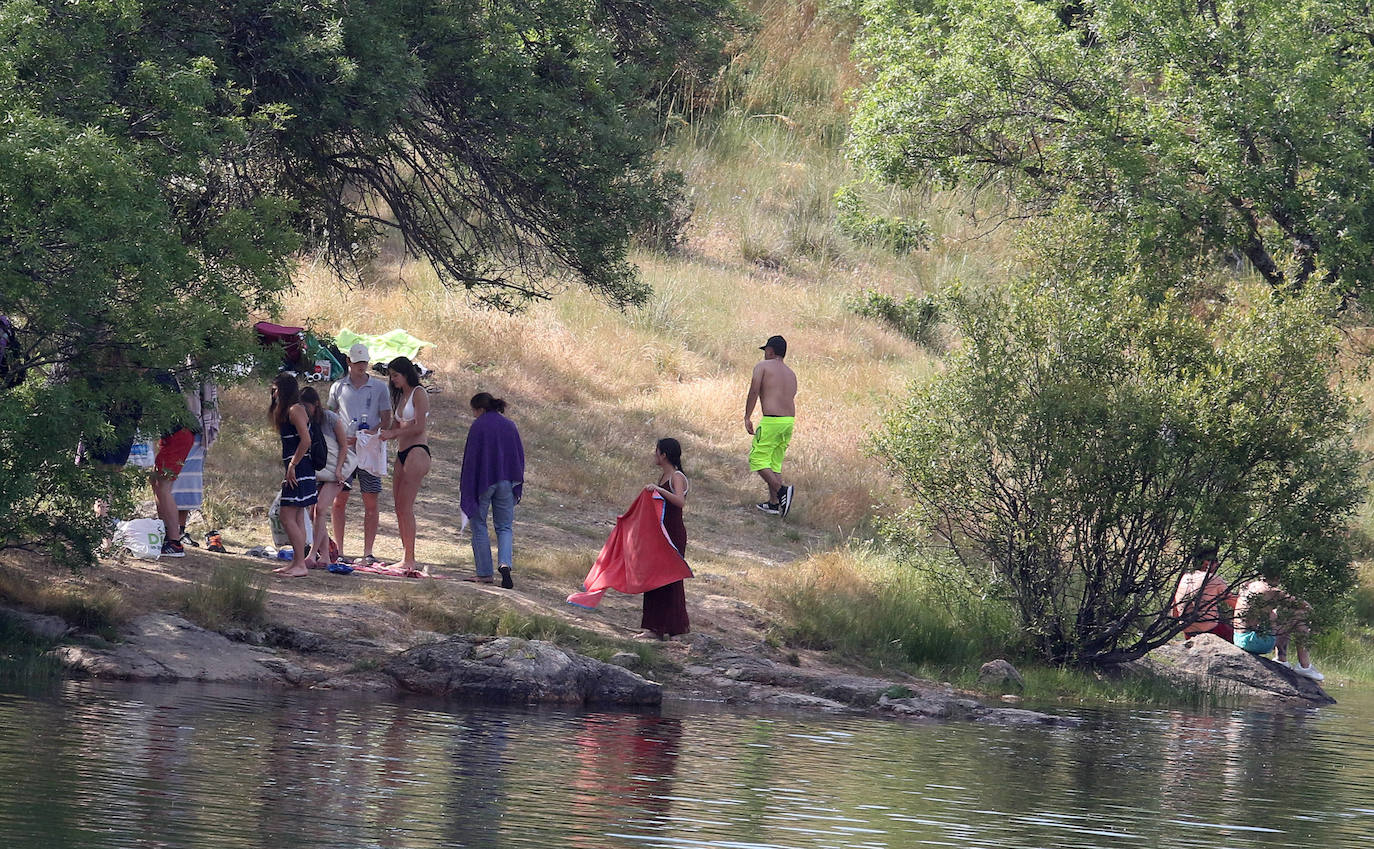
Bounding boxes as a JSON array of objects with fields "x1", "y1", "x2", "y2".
[{"x1": 397, "y1": 444, "x2": 431, "y2": 466}]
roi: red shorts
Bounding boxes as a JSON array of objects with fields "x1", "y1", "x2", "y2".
[
  {"x1": 1186, "y1": 621, "x2": 1235, "y2": 643},
  {"x1": 154, "y1": 428, "x2": 195, "y2": 478}
]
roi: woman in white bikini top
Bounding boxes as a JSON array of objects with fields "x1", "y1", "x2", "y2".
[{"x1": 378, "y1": 357, "x2": 431, "y2": 575}]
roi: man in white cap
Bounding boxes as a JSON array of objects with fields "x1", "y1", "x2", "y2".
[{"x1": 328, "y1": 342, "x2": 392, "y2": 564}]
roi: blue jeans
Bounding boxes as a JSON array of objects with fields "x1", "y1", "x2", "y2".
[{"x1": 471, "y1": 480, "x2": 515, "y2": 577}]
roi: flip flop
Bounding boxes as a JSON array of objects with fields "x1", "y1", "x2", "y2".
[
  {"x1": 327, "y1": 563, "x2": 354, "y2": 575},
  {"x1": 462, "y1": 574, "x2": 495, "y2": 584}
]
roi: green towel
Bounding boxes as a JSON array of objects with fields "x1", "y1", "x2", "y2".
[{"x1": 334, "y1": 328, "x2": 435, "y2": 364}]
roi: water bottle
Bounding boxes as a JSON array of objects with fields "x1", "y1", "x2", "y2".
[{"x1": 358, "y1": 418, "x2": 368, "y2": 433}]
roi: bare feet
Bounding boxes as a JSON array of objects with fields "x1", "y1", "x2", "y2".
[
  {"x1": 632, "y1": 630, "x2": 665, "y2": 641},
  {"x1": 274, "y1": 562, "x2": 309, "y2": 577}
]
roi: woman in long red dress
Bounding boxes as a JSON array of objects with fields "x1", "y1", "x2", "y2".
[{"x1": 637, "y1": 438, "x2": 691, "y2": 639}]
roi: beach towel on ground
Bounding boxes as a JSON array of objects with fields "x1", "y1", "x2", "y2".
[
  {"x1": 334, "y1": 328, "x2": 434, "y2": 364},
  {"x1": 567, "y1": 490, "x2": 693, "y2": 608}
]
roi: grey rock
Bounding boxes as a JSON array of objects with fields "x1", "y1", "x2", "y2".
[
  {"x1": 701, "y1": 651, "x2": 905, "y2": 707},
  {"x1": 1138, "y1": 633, "x2": 1334, "y2": 704},
  {"x1": 878, "y1": 692, "x2": 1069, "y2": 726},
  {"x1": 384, "y1": 636, "x2": 661, "y2": 705},
  {"x1": 759, "y1": 691, "x2": 851, "y2": 711},
  {"x1": 608, "y1": 651, "x2": 642, "y2": 669},
  {"x1": 263, "y1": 624, "x2": 331, "y2": 654},
  {"x1": 0, "y1": 605, "x2": 72, "y2": 641},
  {"x1": 52, "y1": 613, "x2": 282, "y2": 684},
  {"x1": 976, "y1": 707, "x2": 1067, "y2": 726},
  {"x1": 977, "y1": 658, "x2": 1025, "y2": 690}
]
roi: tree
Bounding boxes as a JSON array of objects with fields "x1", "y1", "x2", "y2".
[
  {"x1": 848, "y1": 0, "x2": 1374, "y2": 303},
  {"x1": 873, "y1": 268, "x2": 1364, "y2": 665},
  {"x1": 0, "y1": 0, "x2": 736, "y2": 562}
]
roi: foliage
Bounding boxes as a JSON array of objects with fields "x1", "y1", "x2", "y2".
[
  {"x1": 833, "y1": 186, "x2": 931, "y2": 254},
  {"x1": 172, "y1": 563, "x2": 268, "y2": 629},
  {"x1": 0, "y1": 0, "x2": 735, "y2": 563},
  {"x1": 849, "y1": 0, "x2": 1374, "y2": 302},
  {"x1": 768, "y1": 548, "x2": 1014, "y2": 671},
  {"x1": 847, "y1": 289, "x2": 940, "y2": 346},
  {"x1": 873, "y1": 268, "x2": 1365, "y2": 666}
]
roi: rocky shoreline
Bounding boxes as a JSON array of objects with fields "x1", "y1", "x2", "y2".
[{"x1": 4, "y1": 605, "x2": 1334, "y2": 725}]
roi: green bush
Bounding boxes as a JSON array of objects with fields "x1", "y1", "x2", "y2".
[
  {"x1": 875, "y1": 271, "x2": 1365, "y2": 666},
  {"x1": 847, "y1": 290, "x2": 941, "y2": 346},
  {"x1": 834, "y1": 187, "x2": 931, "y2": 254}
]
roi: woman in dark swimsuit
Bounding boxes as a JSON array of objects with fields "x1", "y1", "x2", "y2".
[
  {"x1": 269, "y1": 373, "x2": 316, "y2": 578},
  {"x1": 378, "y1": 356, "x2": 430, "y2": 575},
  {"x1": 637, "y1": 438, "x2": 691, "y2": 639}
]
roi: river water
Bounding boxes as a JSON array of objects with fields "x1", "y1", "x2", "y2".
[{"x1": 1, "y1": 680, "x2": 1372, "y2": 849}]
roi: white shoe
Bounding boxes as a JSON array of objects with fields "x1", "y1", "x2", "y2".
[
  {"x1": 1273, "y1": 659, "x2": 1292, "y2": 670},
  {"x1": 1295, "y1": 663, "x2": 1325, "y2": 682}
]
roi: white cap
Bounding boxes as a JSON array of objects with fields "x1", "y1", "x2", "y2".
[{"x1": 348, "y1": 343, "x2": 370, "y2": 363}]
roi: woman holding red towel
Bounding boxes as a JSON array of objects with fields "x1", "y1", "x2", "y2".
[{"x1": 638, "y1": 438, "x2": 691, "y2": 640}]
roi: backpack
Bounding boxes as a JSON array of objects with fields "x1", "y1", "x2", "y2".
[{"x1": 308, "y1": 417, "x2": 328, "y2": 471}]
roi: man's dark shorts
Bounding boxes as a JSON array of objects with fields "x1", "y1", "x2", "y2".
[{"x1": 342, "y1": 468, "x2": 382, "y2": 494}]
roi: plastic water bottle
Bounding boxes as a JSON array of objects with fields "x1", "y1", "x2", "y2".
[{"x1": 358, "y1": 419, "x2": 368, "y2": 433}]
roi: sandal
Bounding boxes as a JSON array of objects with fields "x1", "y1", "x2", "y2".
[{"x1": 462, "y1": 575, "x2": 494, "y2": 584}]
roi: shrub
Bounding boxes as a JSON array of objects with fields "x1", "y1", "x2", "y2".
[
  {"x1": 834, "y1": 187, "x2": 931, "y2": 254},
  {"x1": 847, "y1": 290, "x2": 940, "y2": 346},
  {"x1": 875, "y1": 273, "x2": 1365, "y2": 666}
]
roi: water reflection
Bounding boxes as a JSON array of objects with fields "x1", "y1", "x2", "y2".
[{"x1": 0, "y1": 681, "x2": 1372, "y2": 848}]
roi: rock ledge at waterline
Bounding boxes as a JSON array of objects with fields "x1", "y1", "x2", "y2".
[
  {"x1": 48, "y1": 613, "x2": 662, "y2": 706},
  {"x1": 1136, "y1": 633, "x2": 1335, "y2": 704},
  {"x1": 24, "y1": 611, "x2": 1067, "y2": 723}
]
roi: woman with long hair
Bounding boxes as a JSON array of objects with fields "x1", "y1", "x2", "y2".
[
  {"x1": 268, "y1": 373, "x2": 315, "y2": 577},
  {"x1": 460, "y1": 391, "x2": 525, "y2": 587},
  {"x1": 299, "y1": 386, "x2": 349, "y2": 567},
  {"x1": 637, "y1": 437, "x2": 691, "y2": 639},
  {"x1": 378, "y1": 356, "x2": 430, "y2": 575}
]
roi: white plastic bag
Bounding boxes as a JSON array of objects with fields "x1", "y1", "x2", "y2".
[
  {"x1": 115, "y1": 518, "x2": 164, "y2": 559},
  {"x1": 354, "y1": 430, "x2": 387, "y2": 478},
  {"x1": 268, "y1": 493, "x2": 313, "y2": 548},
  {"x1": 126, "y1": 437, "x2": 157, "y2": 469}
]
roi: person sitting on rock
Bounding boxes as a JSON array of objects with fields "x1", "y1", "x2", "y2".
[
  {"x1": 1233, "y1": 570, "x2": 1323, "y2": 681},
  {"x1": 1170, "y1": 544, "x2": 1238, "y2": 643}
]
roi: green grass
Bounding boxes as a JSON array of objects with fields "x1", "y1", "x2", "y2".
[
  {"x1": 0, "y1": 615, "x2": 64, "y2": 684},
  {"x1": 1008, "y1": 664, "x2": 1242, "y2": 710},
  {"x1": 766, "y1": 546, "x2": 1016, "y2": 674},
  {"x1": 171, "y1": 563, "x2": 269, "y2": 630}
]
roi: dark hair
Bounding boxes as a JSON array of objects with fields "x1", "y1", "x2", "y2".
[
  {"x1": 656, "y1": 437, "x2": 683, "y2": 471},
  {"x1": 387, "y1": 356, "x2": 422, "y2": 409},
  {"x1": 470, "y1": 391, "x2": 507, "y2": 414},
  {"x1": 269, "y1": 373, "x2": 300, "y2": 429},
  {"x1": 299, "y1": 386, "x2": 325, "y2": 426},
  {"x1": 1192, "y1": 542, "x2": 1219, "y2": 563}
]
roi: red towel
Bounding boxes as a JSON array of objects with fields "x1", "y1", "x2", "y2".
[{"x1": 567, "y1": 490, "x2": 692, "y2": 608}]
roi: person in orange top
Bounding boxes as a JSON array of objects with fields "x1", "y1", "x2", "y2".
[{"x1": 1171, "y1": 544, "x2": 1238, "y2": 642}]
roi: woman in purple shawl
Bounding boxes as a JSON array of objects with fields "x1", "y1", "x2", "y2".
[{"x1": 461, "y1": 392, "x2": 525, "y2": 587}]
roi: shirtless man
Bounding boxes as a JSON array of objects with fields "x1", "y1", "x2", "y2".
[
  {"x1": 744, "y1": 335, "x2": 798, "y2": 517},
  {"x1": 1170, "y1": 544, "x2": 1237, "y2": 643}
]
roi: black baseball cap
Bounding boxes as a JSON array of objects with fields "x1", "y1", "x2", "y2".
[{"x1": 760, "y1": 335, "x2": 787, "y2": 357}]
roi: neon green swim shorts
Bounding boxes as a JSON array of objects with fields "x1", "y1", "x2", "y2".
[{"x1": 749, "y1": 416, "x2": 794, "y2": 473}]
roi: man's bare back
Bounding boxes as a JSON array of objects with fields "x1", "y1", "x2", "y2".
[{"x1": 751, "y1": 358, "x2": 797, "y2": 419}]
